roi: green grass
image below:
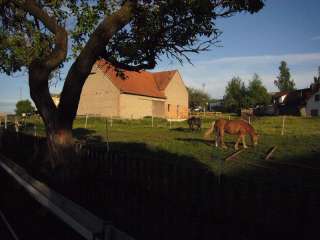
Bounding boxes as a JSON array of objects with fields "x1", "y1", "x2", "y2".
[{"x1": 17, "y1": 114, "x2": 320, "y2": 180}]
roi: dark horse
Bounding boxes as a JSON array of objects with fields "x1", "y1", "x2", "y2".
[{"x1": 188, "y1": 116, "x2": 202, "y2": 131}]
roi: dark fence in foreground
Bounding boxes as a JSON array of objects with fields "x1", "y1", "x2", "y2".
[{"x1": 0, "y1": 129, "x2": 319, "y2": 240}]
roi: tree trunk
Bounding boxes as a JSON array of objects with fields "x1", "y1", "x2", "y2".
[
  {"x1": 29, "y1": 61, "x2": 77, "y2": 170},
  {"x1": 46, "y1": 127, "x2": 74, "y2": 169},
  {"x1": 26, "y1": 1, "x2": 137, "y2": 170}
]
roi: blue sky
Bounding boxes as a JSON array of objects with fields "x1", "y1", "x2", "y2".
[{"x1": 1, "y1": 0, "x2": 320, "y2": 112}]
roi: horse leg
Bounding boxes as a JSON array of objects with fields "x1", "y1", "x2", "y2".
[
  {"x1": 242, "y1": 135, "x2": 248, "y2": 148},
  {"x1": 214, "y1": 129, "x2": 219, "y2": 147},
  {"x1": 220, "y1": 129, "x2": 227, "y2": 149},
  {"x1": 234, "y1": 134, "x2": 241, "y2": 150}
]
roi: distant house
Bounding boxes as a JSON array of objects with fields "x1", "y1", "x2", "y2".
[
  {"x1": 306, "y1": 86, "x2": 320, "y2": 116},
  {"x1": 77, "y1": 60, "x2": 189, "y2": 119},
  {"x1": 272, "y1": 84, "x2": 320, "y2": 116}
]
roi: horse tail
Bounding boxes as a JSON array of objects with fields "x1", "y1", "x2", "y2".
[{"x1": 204, "y1": 121, "x2": 215, "y2": 139}]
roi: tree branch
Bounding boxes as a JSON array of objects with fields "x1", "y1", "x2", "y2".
[
  {"x1": 58, "y1": 0, "x2": 137, "y2": 126},
  {"x1": 13, "y1": 0, "x2": 67, "y2": 71}
]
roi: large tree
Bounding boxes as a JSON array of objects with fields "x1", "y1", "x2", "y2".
[
  {"x1": 15, "y1": 99, "x2": 35, "y2": 116},
  {"x1": 247, "y1": 73, "x2": 270, "y2": 106},
  {"x1": 223, "y1": 74, "x2": 270, "y2": 112},
  {"x1": 274, "y1": 61, "x2": 296, "y2": 91},
  {"x1": 223, "y1": 76, "x2": 249, "y2": 112},
  {"x1": 187, "y1": 87, "x2": 210, "y2": 111},
  {"x1": 0, "y1": 0, "x2": 264, "y2": 168}
]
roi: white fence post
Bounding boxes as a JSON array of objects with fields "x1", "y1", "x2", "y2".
[
  {"x1": 84, "y1": 115, "x2": 88, "y2": 129},
  {"x1": 281, "y1": 116, "x2": 286, "y2": 136}
]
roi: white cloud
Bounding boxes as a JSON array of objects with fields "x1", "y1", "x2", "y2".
[{"x1": 197, "y1": 52, "x2": 320, "y2": 65}]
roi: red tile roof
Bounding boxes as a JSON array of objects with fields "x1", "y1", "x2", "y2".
[
  {"x1": 153, "y1": 71, "x2": 177, "y2": 90},
  {"x1": 96, "y1": 60, "x2": 177, "y2": 99}
]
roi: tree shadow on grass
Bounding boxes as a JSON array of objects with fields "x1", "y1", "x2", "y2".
[
  {"x1": 176, "y1": 137, "x2": 237, "y2": 148},
  {"x1": 169, "y1": 127, "x2": 202, "y2": 132},
  {"x1": 2, "y1": 129, "x2": 320, "y2": 240},
  {"x1": 73, "y1": 127, "x2": 111, "y2": 146}
]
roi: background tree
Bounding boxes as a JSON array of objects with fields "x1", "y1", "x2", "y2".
[
  {"x1": 247, "y1": 73, "x2": 271, "y2": 106},
  {"x1": 313, "y1": 66, "x2": 320, "y2": 85},
  {"x1": 0, "y1": 0, "x2": 264, "y2": 168},
  {"x1": 187, "y1": 87, "x2": 210, "y2": 111},
  {"x1": 274, "y1": 61, "x2": 296, "y2": 91},
  {"x1": 15, "y1": 99, "x2": 35, "y2": 116},
  {"x1": 223, "y1": 77, "x2": 249, "y2": 112}
]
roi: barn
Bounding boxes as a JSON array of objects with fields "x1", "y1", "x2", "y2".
[{"x1": 77, "y1": 60, "x2": 189, "y2": 120}]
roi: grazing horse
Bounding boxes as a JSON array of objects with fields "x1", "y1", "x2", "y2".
[
  {"x1": 187, "y1": 116, "x2": 202, "y2": 131},
  {"x1": 204, "y1": 118, "x2": 258, "y2": 150}
]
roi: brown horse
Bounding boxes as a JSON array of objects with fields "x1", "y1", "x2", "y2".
[{"x1": 204, "y1": 118, "x2": 258, "y2": 150}]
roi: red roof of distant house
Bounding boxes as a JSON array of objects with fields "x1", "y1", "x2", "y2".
[
  {"x1": 96, "y1": 60, "x2": 177, "y2": 99},
  {"x1": 153, "y1": 71, "x2": 177, "y2": 90}
]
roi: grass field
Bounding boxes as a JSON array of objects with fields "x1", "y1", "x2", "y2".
[
  {"x1": 14, "y1": 114, "x2": 320, "y2": 180},
  {"x1": 2, "y1": 115, "x2": 319, "y2": 240}
]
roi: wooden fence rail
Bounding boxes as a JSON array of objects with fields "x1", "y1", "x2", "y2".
[{"x1": 0, "y1": 154, "x2": 134, "y2": 240}]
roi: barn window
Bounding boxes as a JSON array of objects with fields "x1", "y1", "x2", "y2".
[{"x1": 315, "y1": 94, "x2": 320, "y2": 102}]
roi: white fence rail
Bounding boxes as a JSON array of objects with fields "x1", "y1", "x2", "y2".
[{"x1": 0, "y1": 154, "x2": 135, "y2": 240}]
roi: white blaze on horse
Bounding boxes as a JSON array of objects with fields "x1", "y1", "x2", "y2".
[{"x1": 204, "y1": 118, "x2": 258, "y2": 150}]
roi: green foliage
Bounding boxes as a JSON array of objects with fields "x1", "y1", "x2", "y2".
[
  {"x1": 187, "y1": 87, "x2": 210, "y2": 111},
  {"x1": 15, "y1": 99, "x2": 35, "y2": 116},
  {"x1": 0, "y1": 0, "x2": 265, "y2": 75},
  {"x1": 223, "y1": 77, "x2": 248, "y2": 112},
  {"x1": 224, "y1": 74, "x2": 270, "y2": 112},
  {"x1": 274, "y1": 61, "x2": 296, "y2": 91},
  {"x1": 247, "y1": 73, "x2": 271, "y2": 106}
]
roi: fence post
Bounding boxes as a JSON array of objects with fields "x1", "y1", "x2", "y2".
[
  {"x1": 85, "y1": 114, "x2": 88, "y2": 129},
  {"x1": 33, "y1": 126, "x2": 37, "y2": 137},
  {"x1": 105, "y1": 119, "x2": 110, "y2": 152},
  {"x1": 281, "y1": 116, "x2": 286, "y2": 136}
]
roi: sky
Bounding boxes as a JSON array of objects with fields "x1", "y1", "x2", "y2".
[{"x1": 1, "y1": 0, "x2": 320, "y2": 112}]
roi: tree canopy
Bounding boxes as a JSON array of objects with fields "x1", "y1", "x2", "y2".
[
  {"x1": 274, "y1": 61, "x2": 296, "y2": 91},
  {"x1": 223, "y1": 74, "x2": 270, "y2": 112},
  {"x1": 15, "y1": 99, "x2": 35, "y2": 116},
  {"x1": 1, "y1": 0, "x2": 265, "y2": 74},
  {"x1": 187, "y1": 87, "x2": 210, "y2": 111},
  {"x1": 247, "y1": 73, "x2": 270, "y2": 106},
  {"x1": 223, "y1": 76, "x2": 248, "y2": 112}
]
